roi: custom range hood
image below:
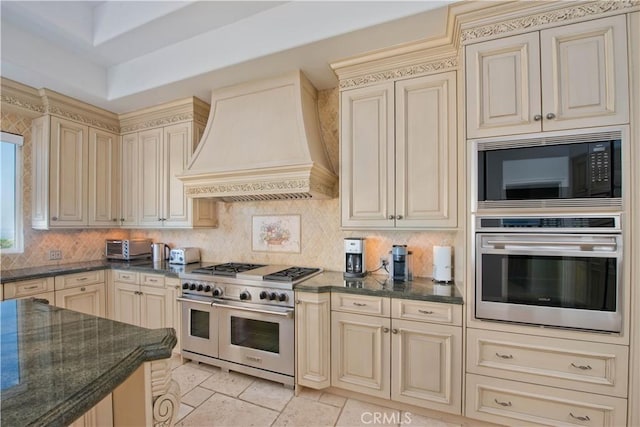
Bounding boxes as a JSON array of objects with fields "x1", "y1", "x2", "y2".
[{"x1": 178, "y1": 71, "x2": 337, "y2": 202}]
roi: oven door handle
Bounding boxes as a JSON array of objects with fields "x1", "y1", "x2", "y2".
[
  {"x1": 485, "y1": 240, "x2": 617, "y2": 251},
  {"x1": 211, "y1": 301, "x2": 294, "y2": 318},
  {"x1": 176, "y1": 297, "x2": 214, "y2": 306}
]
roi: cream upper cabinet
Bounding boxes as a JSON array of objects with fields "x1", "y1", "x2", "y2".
[
  {"x1": 88, "y1": 127, "x2": 120, "y2": 226},
  {"x1": 295, "y1": 292, "x2": 331, "y2": 389},
  {"x1": 123, "y1": 122, "x2": 217, "y2": 229},
  {"x1": 466, "y1": 15, "x2": 629, "y2": 138},
  {"x1": 341, "y1": 71, "x2": 457, "y2": 229},
  {"x1": 31, "y1": 115, "x2": 120, "y2": 229},
  {"x1": 119, "y1": 133, "x2": 139, "y2": 226}
]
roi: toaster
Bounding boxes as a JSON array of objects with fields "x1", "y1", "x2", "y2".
[{"x1": 169, "y1": 247, "x2": 200, "y2": 265}]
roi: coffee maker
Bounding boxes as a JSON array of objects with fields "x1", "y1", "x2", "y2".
[
  {"x1": 344, "y1": 238, "x2": 366, "y2": 278},
  {"x1": 389, "y1": 245, "x2": 413, "y2": 281}
]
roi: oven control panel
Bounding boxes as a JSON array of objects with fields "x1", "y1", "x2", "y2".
[{"x1": 180, "y1": 280, "x2": 294, "y2": 307}]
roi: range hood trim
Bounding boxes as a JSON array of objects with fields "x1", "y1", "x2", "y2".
[{"x1": 178, "y1": 70, "x2": 337, "y2": 202}]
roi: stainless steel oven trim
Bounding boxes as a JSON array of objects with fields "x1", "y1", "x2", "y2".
[
  {"x1": 469, "y1": 125, "x2": 629, "y2": 213},
  {"x1": 475, "y1": 232, "x2": 623, "y2": 332},
  {"x1": 475, "y1": 214, "x2": 622, "y2": 233},
  {"x1": 211, "y1": 300, "x2": 294, "y2": 318}
]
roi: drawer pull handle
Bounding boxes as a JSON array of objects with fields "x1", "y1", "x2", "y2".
[
  {"x1": 494, "y1": 398, "x2": 512, "y2": 407},
  {"x1": 418, "y1": 310, "x2": 434, "y2": 315},
  {"x1": 383, "y1": 327, "x2": 390, "y2": 333},
  {"x1": 77, "y1": 277, "x2": 88, "y2": 281},
  {"x1": 570, "y1": 363, "x2": 592, "y2": 371},
  {"x1": 23, "y1": 285, "x2": 39, "y2": 290},
  {"x1": 122, "y1": 275, "x2": 130, "y2": 279},
  {"x1": 569, "y1": 413, "x2": 591, "y2": 422},
  {"x1": 352, "y1": 302, "x2": 367, "y2": 307},
  {"x1": 495, "y1": 352, "x2": 514, "y2": 359},
  {"x1": 80, "y1": 287, "x2": 86, "y2": 291},
  {"x1": 149, "y1": 279, "x2": 158, "y2": 282}
]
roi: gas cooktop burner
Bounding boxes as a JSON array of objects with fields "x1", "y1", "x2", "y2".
[
  {"x1": 191, "y1": 262, "x2": 266, "y2": 277},
  {"x1": 263, "y1": 267, "x2": 322, "y2": 282}
]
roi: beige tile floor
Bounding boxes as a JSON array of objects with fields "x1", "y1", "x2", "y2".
[{"x1": 170, "y1": 354, "x2": 463, "y2": 427}]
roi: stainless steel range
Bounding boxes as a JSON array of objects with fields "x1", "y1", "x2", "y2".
[{"x1": 177, "y1": 263, "x2": 322, "y2": 387}]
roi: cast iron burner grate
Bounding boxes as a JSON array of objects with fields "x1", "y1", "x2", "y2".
[
  {"x1": 263, "y1": 267, "x2": 321, "y2": 282},
  {"x1": 192, "y1": 263, "x2": 266, "y2": 277}
]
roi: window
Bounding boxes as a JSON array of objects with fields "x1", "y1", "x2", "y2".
[{"x1": 0, "y1": 131, "x2": 23, "y2": 253}]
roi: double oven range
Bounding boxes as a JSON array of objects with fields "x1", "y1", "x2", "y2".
[{"x1": 178, "y1": 263, "x2": 321, "y2": 386}]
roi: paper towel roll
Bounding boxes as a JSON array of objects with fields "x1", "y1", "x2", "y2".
[{"x1": 433, "y1": 246, "x2": 452, "y2": 282}]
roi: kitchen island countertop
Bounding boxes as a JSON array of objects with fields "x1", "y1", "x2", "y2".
[
  {"x1": 0, "y1": 299, "x2": 176, "y2": 426},
  {"x1": 294, "y1": 271, "x2": 464, "y2": 304}
]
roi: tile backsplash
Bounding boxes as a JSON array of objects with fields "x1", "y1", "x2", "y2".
[{"x1": 1, "y1": 89, "x2": 458, "y2": 278}]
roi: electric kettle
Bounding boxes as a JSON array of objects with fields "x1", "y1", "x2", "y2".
[{"x1": 151, "y1": 243, "x2": 170, "y2": 262}]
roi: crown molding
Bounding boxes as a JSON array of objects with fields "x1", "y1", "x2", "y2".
[
  {"x1": 38, "y1": 88, "x2": 120, "y2": 133},
  {"x1": 0, "y1": 77, "x2": 45, "y2": 118},
  {"x1": 119, "y1": 96, "x2": 210, "y2": 134}
]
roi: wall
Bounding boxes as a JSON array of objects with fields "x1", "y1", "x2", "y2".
[{"x1": 1, "y1": 89, "x2": 457, "y2": 277}]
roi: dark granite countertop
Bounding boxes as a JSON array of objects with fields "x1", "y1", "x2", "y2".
[
  {"x1": 294, "y1": 271, "x2": 463, "y2": 304},
  {"x1": 0, "y1": 299, "x2": 176, "y2": 426},
  {"x1": 0, "y1": 259, "x2": 209, "y2": 284}
]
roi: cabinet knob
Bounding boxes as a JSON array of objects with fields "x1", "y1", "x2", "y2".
[
  {"x1": 392, "y1": 328, "x2": 398, "y2": 334},
  {"x1": 396, "y1": 215, "x2": 403, "y2": 220},
  {"x1": 112, "y1": 218, "x2": 117, "y2": 222},
  {"x1": 533, "y1": 114, "x2": 542, "y2": 121},
  {"x1": 388, "y1": 215, "x2": 395, "y2": 220},
  {"x1": 52, "y1": 216, "x2": 58, "y2": 221},
  {"x1": 120, "y1": 218, "x2": 125, "y2": 222},
  {"x1": 296, "y1": 300, "x2": 301, "y2": 305},
  {"x1": 383, "y1": 327, "x2": 390, "y2": 333},
  {"x1": 80, "y1": 287, "x2": 86, "y2": 291},
  {"x1": 546, "y1": 113, "x2": 556, "y2": 120},
  {"x1": 158, "y1": 218, "x2": 163, "y2": 221}
]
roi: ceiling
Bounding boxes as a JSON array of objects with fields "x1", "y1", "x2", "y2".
[{"x1": 1, "y1": 1, "x2": 454, "y2": 113}]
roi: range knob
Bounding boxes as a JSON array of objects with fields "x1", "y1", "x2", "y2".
[
  {"x1": 204, "y1": 285, "x2": 211, "y2": 292},
  {"x1": 189, "y1": 283, "x2": 197, "y2": 291},
  {"x1": 259, "y1": 291, "x2": 268, "y2": 300},
  {"x1": 197, "y1": 284, "x2": 204, "y2": 292},
  {"x1": 268, "y1": 292, "x2": 277, "y2": 301},
  {"x1": 278, "y1": 293, "x2": 288, "y2": 302},
  {"x1": 239, "y1": 291, "x2": 250, "y2": 301},
  {"x1": 182, "y1": 283, "x2": 189, "y2": 290},
  {"x1": 212, "y1": 287, "x2": 223, "y2": 297}
]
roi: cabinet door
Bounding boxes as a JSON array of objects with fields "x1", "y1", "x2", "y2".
[
  {"x1": 540, "y1": 15, "x2": 629, "y2": 131},
  {"x1": 163, "y1": 123, "x2": 191, "y2": 227},
  {"x1": 55, "y1": 283, "x2": 106, "y2": 317},
  {"x1": 340, "y1": 83, "x2": 395, "y2": 228},
  {"x1": 138, "y1": 128, "x2": 163, "y2": 226},
  {"x1": 49, "y1": 116, "x2": 89, "y2": 226},
  {"x1": 88, "y1": 128, "x2": 119, "y2": 227},
  {"x1": 465, "y1": 32, "x2": 541, "y2": 138},
  {"x1": 296, "y1": 292, "x2": 331, "y2": 389},
  {"x1": 395, "y1": 72, "x2": 457, "y2": 228},
  {"x1": 331, "y1": 311, "x2": 390, "y2": 398},
  {"x1": 391, "y1": 319, "x2": 462, "y2": 415},
  {"x1": 140, "y1": 285, "x2": 167, "y2": 330},
  {"x1": 120, "y1": 134, "x2": 138, "y2": 226},
  {"x1": 113, "y1": 282, "x2": 140, "y2": 326},
  {"x1": 165, "y1": 279, "x2": 182, "y2": 354}
]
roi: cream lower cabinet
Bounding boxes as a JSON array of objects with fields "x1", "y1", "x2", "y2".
[
  {"x1": 340, "y1": 71, "x2": 457, "y2": 229},
  {"x1": 165, "y1": 277, "x2": 182, "y2": 354},
  {"x1": 68, "y1": 395, "x2": 113, "y2": 427},
  {"x1": 112, "y1": 271, "x2": 167, "y2": 329},
  {"x1": 3, "y1": 277, "x2": 55, "y2": 304},
  {"x1": 295, "y1": 291, "x2": 331, "y2": 389},
  {"x1": 331, "y1": 294, "x2": 462, "y2": 414},
  {"x1": 54, "y1": 270, "x2": 106, "y2": 317},
  {"x1": 465, "y1": 14, "x2": 629, "y2": 138},
  {"x1": 465, "y1": 328, "x2": 629, "y2": 426}
]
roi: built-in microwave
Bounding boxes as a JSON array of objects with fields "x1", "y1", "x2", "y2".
[
  {"x1": 472, "y1": 127, "x2": 626, "y2": 211},
  {"x1": 474, "y1": 215, "x2": 622, "y2": 333}
]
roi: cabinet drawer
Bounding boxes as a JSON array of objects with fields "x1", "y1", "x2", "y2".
[
  {"x1": 55, "y1": 270, "x2": 104, "y2": 290},
  {"x1": 331, "y1": 293, "x2": 390, "y2": 317},
  {"x1": 113, "y1": 270, "x2": 139, "y2": 284},
  {"x1": 466, "y1": 373, "x2": 627, "y2": 427},
  {"x1": 392, "y1": 299, "x2": 462, "y2": 326},
  {"x1": 467, "y1": 328, "x2": 628, "y2": 398},
  {"x1": 141, "y1": 273, "x2": 165, "y2": 288},
  {"x1": 4, "y1": 277, "x2": 55, "y2": 299}
]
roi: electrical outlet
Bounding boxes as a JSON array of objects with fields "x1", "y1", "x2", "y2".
[{"x1": 49, "y1": 249, "x2": 62, "y2": 260}]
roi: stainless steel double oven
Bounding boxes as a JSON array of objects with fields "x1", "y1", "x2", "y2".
[{"x1": 471, "y1": 126, "x2": 627, "y2": 333}]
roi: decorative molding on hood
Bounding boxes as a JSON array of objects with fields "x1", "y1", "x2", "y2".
[{"x1": 178, "y1": 71, "x2": 338, "y2": 201}]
